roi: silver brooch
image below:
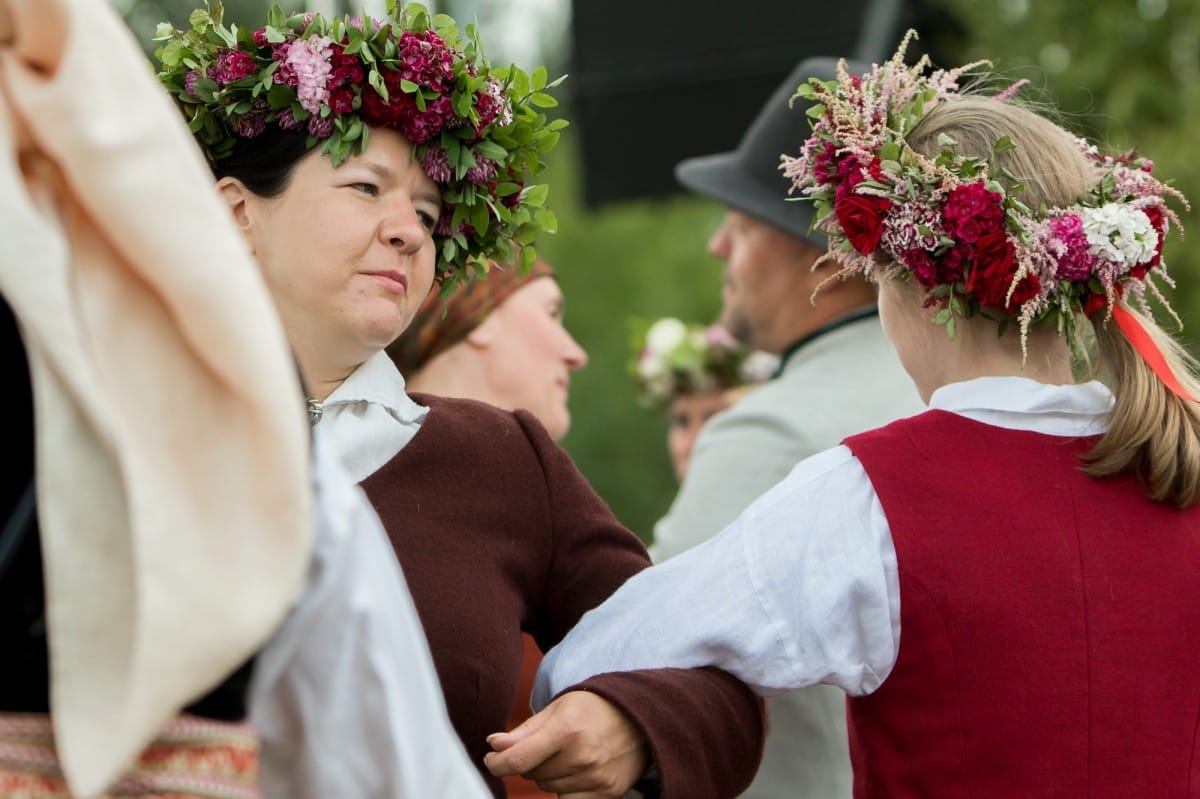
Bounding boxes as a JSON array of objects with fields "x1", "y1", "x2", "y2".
[{"x1": 306, "y1": 396, "x2": 323, "y2": 426}]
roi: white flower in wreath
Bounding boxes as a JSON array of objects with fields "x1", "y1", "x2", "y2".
[
  {"x1": 1080, "y1": 204, "x2": 1159, "y2": 272},
  {"x1": 645, "y1": 317, "x2": 688, "y2": 355},
  {"x1": 636, "y1": 350, "x2": 667, "y2": 380}
]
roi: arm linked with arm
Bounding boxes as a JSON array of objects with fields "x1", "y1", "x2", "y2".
[{"x1": 511, "y1": 410, "x2": 767, "y2": 799}]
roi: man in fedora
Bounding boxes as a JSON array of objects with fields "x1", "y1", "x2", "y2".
[{"x1": 649, "y1": 57, "x2": 923, "y2": 798}]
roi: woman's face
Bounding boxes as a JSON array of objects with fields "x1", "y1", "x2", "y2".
[
  {"x1": 473, "y1": 277, "x2": 588, "y2": 441},
  {"x1": 667, "y1": 390, "x2": 732, "y2": 481},
  {"x1": 230, "y1": 127, "x2": 441, "y2": 373}
]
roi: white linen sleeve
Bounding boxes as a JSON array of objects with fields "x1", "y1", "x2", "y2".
[
  {"x1": 534, "y1": 445, "x2": 901, "y2": 705},
  {"x1": 249, "y1": 434, "x2": 489, "y2": 799}
]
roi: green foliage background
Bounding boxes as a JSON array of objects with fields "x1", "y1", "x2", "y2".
[{"x1": 122, "y1": 0, "x2": 1200, "y2": 542}]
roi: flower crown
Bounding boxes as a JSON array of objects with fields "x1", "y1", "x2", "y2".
[
  {"x1": 631, "y1": 318, "x2": 776, "y2": 409},
  {"x1": 781, "y1": 31, "x2": 1188, "y2": 355},
  {"x1": 154, "y1": 1, "x2": 566, "y2": 289}
]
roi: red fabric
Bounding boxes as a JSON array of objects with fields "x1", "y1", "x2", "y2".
[
  {"x1": 360, "y1": 395, "x2": 764, "y2": 798},
  {"x1": 1111, "y1": 304, "x2": 1197, "y2": 402},
  {"x1": 844, "y1": 411, "x2": 1200, "y2": 798},
  {"x1": 502, "y1": 636, "x2": 553, "y2": 798}
]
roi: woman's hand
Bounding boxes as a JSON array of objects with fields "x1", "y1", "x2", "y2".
[{"x1": 484, "y1": 690, "x2": 650, "y2": 799}]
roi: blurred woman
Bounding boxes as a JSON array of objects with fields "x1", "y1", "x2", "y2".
[
  {"x1": 155, "y1": 5, "x2": 763, "y2": 798},
  {"x1": 388, "y1": 259, "x2": 586, "y2": 441},
  {"x1": 632, "y1": 317, "x2": 776, "y2": 480},
  {"x1": 389, "y1": 259, "x2": 586, "y2": 799}
]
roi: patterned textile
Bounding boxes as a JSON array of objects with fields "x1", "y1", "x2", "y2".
[
  {"x1": 387, "y1": 259, "x2": 555, "y2": 375},
  {"x1": 0, "y1": 714, "x2": 259, "y2": 798}
]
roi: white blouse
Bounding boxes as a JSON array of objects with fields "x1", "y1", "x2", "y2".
[
  {"x1": 534, "y1": 377, "x2": 1114, "y2": 705},
  {"x1": 316, "y1": 350, "x2": 428, "y2": 483},
  {"x1": 250, "y1": 358, "x2": 488, "y2": 798}
]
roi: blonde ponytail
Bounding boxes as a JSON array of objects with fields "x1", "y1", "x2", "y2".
[{"x1": 1083, "y1": 307, "x2": 1200, "y2": 507}]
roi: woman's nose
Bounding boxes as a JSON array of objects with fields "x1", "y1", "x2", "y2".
[
  {"x1": 381, "y1": 198, "x2": 428, "y2": 253},
  {"x1": 563, "y1": 330, "x2": 588, "y2": 370}
]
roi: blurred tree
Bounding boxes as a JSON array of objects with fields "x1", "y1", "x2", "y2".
[{"x1": 536, "y1": 134, "x2": 727, "y2": 540}]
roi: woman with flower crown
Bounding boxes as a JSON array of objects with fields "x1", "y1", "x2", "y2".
[
  {"x1": 530, "y1": 35, "x2": 1200, "y2": 796},
  {"x1": 153, "y1": 4, "x2": 764, "y2": 798},
  {"x1": 631, "y1": 317, "x2": 776, "y2": 481}
]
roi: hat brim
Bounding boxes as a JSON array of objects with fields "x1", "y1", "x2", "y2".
[{"x1": 675, "y1": 151, "x2": 824, "y2": 249}]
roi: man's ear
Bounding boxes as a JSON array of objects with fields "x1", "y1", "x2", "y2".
[{"x1": 216, "y1": 177, "x2": 257, "y2": 254}]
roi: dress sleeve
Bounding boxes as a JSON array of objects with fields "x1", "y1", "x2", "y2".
[
  {"x1": 532, "y1": 446, "x2": 901, "y2": 717},
  {"x1": 514, "y1": 411, "x2": 766, "y2": 799}
]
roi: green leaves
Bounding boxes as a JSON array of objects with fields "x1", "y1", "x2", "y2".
[{"x1": 151, "y1": 0, "x2": 566, "y2": 294}]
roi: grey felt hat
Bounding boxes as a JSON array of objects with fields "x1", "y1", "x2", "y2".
[{"x1": 675, "y1": 56, "x2": 869, "y2": 248}]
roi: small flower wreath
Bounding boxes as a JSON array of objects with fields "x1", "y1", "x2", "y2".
[
  {"x1": 630, "y1": 318, "x2": 774, "y2": 410},
  {"x1": 154, "y1": 1, "x2": 566, "y2": 290}
]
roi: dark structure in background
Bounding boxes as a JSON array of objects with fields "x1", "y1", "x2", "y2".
[{"x1": 568, "y1": 0, "x2": 961, "y2": 207}]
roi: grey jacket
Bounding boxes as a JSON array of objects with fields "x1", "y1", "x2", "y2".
[{"x1": 651, "y1": 312, "x2": 924, "y2": 799}]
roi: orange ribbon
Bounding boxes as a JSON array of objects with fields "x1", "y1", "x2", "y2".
[{"x1": 1111, "y1": 304, "x2": 1198, "y2": 402}]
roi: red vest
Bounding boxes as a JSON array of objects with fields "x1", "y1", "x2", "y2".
[{"x1": 844, "y1": 411, "x2": 1200, "y2": 798}]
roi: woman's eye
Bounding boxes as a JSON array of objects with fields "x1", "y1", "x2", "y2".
[
  {"x1": 351, "y1": 182, "x2": 378, "y2": 196},
  {"x1": 418, "y1": 211, "x2": 438, "y2": 232}
]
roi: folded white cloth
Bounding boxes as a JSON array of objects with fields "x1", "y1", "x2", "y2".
[{"x1": 0, "y1": 0, "x2": 312, "y2": 793}]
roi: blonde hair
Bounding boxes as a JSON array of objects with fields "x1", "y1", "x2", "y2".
[{"x1": 908, "y1": 96, "x2": 1200, "y2": 507}]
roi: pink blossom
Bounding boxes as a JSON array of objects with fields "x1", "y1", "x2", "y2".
[
  {"x1": 230, "y1": 112, "x2": 266, "y2": 138},
  {"x1": 307, "y1": 113, "x2": 333, "y2": 138},
  {"x1": 286, "y1": 34, "x2": 334, "y2": 114},
  {"x1": 276, "y1": 107, "x2": 303, "y2": 131},
  {"x1": 395, "y1": 30, "x2": 456, "y2": 93},
  {"x1": 183, "y1": 69, "x2": 202, "y2": 97},
  {"x1": 1046, "y1": 213, "x2": 1097, "y2": 281},
  {"x1": 811, "y1": 141, "x2": 839, "y2": 185},
  {"x1": 881, "y1": 200, "x2": 943, "y2": 256},
  {"x1": 941, "y1": 182, "x2": 1005, "y2": 244},
  {"x1": 474, "y1": 77, "x2": 513, "y2": 131},
  {"x1": 421, "y1": 147, "x2": 453, "y2": 183},
  {"x1": 272, "y1": 42, "x2": 296, "y2": 85},
  {"x1": 467, "y1": 157, "x2": 498, "y2": 185},
  {"x1": 208, "y1": 48, "x2": 257, "y2": 88},
  {"x1": 399, "y1": 94, "x2": 457, "y2": 144}
]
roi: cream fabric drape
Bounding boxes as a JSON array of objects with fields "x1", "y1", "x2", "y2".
[{"x1": 0, "y1": 0, "x2": 312, "y2": 794}]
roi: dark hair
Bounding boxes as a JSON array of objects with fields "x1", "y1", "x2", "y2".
[{"x1": 209, "y1": 128, "x2": 313, "y2": 198}]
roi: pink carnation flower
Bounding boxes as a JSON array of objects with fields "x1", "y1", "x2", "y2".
[
  {"x1": 208, "y1": 48, "x2": 257, "y2": 88},
  {"x1": 230, "y1": 111, "x2": 267, "y2": 138},
  {"x1": 276, "y1": 108, "x2": 303, "y2": 131},
  {"x1": 286, "y1": 35, "x2": 334, "y2": 114},
  {"x1": 467, "y1": 157, "x2": 498, "y2": 185},
  {"x1": 941, "y1": 182, "x2": 1004, "y2": 244},
  {"x1": 183, "y1": 69, "x2": 202, "y2": 97},
  {"x1": 882, "y1": 200, "x2": 943, "y2": 256},
  {"x1": 1046, "y1": 213, "x2": 1097, "y2": 281},
  {"x1": 421, "y1": 147, "x2": 453, "y2": 183},
  {"x1": 307, "y1": 114, "x2": 333, "y2": 138},
  {"x1": 474, "y1": 77, "x2": 513, "y2": 131}
]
